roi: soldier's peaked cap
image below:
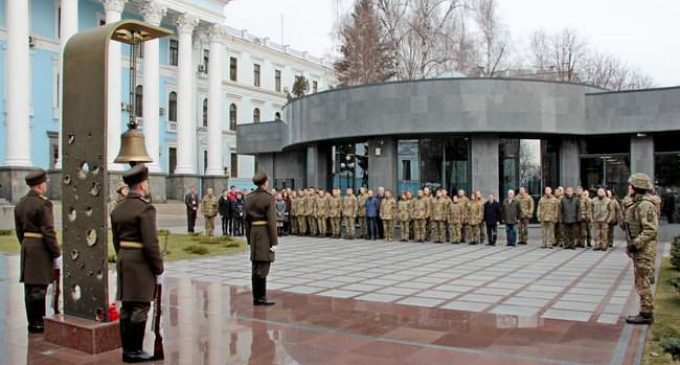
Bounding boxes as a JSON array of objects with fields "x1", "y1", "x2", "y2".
[
  {"x1": 252, "y1": 170, "x2": 268, "y2": 186},
  {"x1": 25, "y1": 169, "x2": 47, "y2": 186},
  {"x1": 123, "y1": 164, "x2": 149, "y2": 186}
]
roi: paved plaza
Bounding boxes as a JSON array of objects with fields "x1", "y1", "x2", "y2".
[{"x1": 1, "y1": 235, "x2": 659, "y2": 365}]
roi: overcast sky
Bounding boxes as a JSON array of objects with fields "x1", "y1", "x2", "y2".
[{"x1": 226, "y1": 0, "x2": 680, "y2": 87}]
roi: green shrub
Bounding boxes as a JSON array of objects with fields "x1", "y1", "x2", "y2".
[
  {"x1": 0, "y1": 229, "x2": 13, "y2": 236},
  {"x1": 653, "y1": 322, "x2": 680, "y2": 340},
  {"x1": 224, "y1": 241, "x2": 241, "y2": 248},
  {"x1": 183, "y1": 244, "x2": 209, "y2": 255},
  {"x1": 660, "y1": 337, "x2": 680, "y2": 361},
  {"x1": 672, "y1": 236, "x2": 680, "y2": 270}
]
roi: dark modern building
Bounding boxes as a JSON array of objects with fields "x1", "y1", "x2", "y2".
[{"x1": 237, "y1": 78, "x2": 680, "y2": 206}]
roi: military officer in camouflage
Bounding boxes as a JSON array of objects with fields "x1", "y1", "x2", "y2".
[
  {"x1": 110, "y1": 164, "x2": 164, "y2": 362},
  {"x1": 468, "y1": 193, "x2": 484, "y2": 244},
  {"x1": 607, "y1": 190, "x2": 624, "y2": 248},
  {"x1": 431, "y1": 189, "x2": 448, "y2": 243},
  {"x1": 554, "y1": 186, "x2": 565, "y2": 247},
  {"x1": 397, "y1": 191, "x2": 412, "y2": 242},
  {"x1": 315, "y1": 189, "x2": 330, "y2": 236},
  {"x1": 201, "y1": 188, "x2": 218, "y2": 237},
  {"x1": 592, "y1": 188, "x2": 612, "y2": 251},
  {"x1": 537, "y1": 187, "x2": 559, "y2": 249},
  {"x1": 305, "y1": 188, "x2": 317, "y2": 236},
  {"x1": 342, "y1": 188, "x2": 357, "y2": 239},
  {"x1": 245, "y1": 171, "x2": 278, "y2": 307},
  {"x1": 290, "y1": 191, "x2": 299, "y2": 235},
  {"x1": 423, "y1": 187, "x2": 434, "y2": 241},
  {"x1": 14, "y1": 169, "x2": 61, "y2": 334},
  {"x1": 448, "y1": 196, "x2": 464, "y2": 244},
  {"x1": 517, "y1": 187, "x2": 534, "y2": 245},
  {"x1": 328, "y1": 188, "x2": 342, "y2": 238},
  {"x1": 411, "y1": 190, "x2": 428, "y2": 243},
  {"x1": 297, "y1": 190, "x2": 308, "y2": 235},
  {"x1": 457, "y1": 190, "x2": 470, "y2": 243},
  {"x1": 623, "y1": 173, "x2": 659, "y2": 325},
  {"x1": 578, "y1": 188, "x2": 594, "y2": 247},
  {"x1": 357, "y1": 187, "x2": 368, "y2": 239},
  {"x1": 380, "y1": 190, "x2": 397, "y2": 241}
]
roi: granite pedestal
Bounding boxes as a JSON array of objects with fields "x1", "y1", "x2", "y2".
[{"x1": 44, "y1": 314, "x2": 120, "y2": 354}]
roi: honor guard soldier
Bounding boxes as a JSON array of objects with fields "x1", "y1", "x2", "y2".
[
  {"x1": 315, "y1": 190, "x2": 330, "y2": 236},
  {"x1": 245, "y1": 171, "x2": 278, "y2": 306},
  {"x1": 624, "y1": 173, "x2": 659, "y2": 325},
  {"x1": 357, "y1": 187, "x2": 368, "y2": 238},
  {"x1": 537, "y1": 187, "x2": 559, "y2": 249},
  {"x1": 517, "y1": 188, "x2": 534, "y2": 245},
  {"x1": 297, "y1": 190, "x2": 308, "y2": 235},
  {"x1": 468, "y1": 194, "x2": 485, "y2": 244},
  {"x1": 342, "y1": 188, "x2": 357, "y2": 239},
  {"x1": 305, "y1": 188, "x2": 317, "y2": 236},
  {"x1": 431, "y1": 190, "x2": 448, "y2": 243},
  {"x1": 14, "y1": 169, "x2": 61, "y2": 333},
  {"x1": 591, "y1": 188, "x2": 613, "y2": 251},
  {"x1": 110, "y1": 164, "x2": 164, "y2": 363},
  {"x1": 448, "y1": 196, "x2": 464, "y2": 244}
]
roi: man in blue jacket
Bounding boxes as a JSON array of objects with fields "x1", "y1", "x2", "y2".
[{"x1": 366, "y1": 190, "x2": 380, "y2": 240}]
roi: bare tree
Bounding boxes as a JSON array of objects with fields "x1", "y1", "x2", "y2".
[
  {"x1": 579, "y1": 51, "x2": 655, "y2": 90},
  {"x1": 471, "y1": 0, "x2": 508, "y2": 77},
  {"x1": 528, "y1": 29, "x2": 550, "y2": 71},
  {"x1": 550, "y1": 28, "x2": 586, "y2": 82}
]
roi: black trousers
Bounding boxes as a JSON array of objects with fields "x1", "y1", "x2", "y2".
[
  {"x1": 24, "y1": 284, "x2": 47, "y2": 327},
  {"x1": 222, "y1": 215, "x2": 229, "y2": 235},
  {"x1": 486, "y1": 224, "x2": 498, "y2": 245},
  {"x1": 252, "y1": 261, "x2": 272, "y2": 300},
  {"x1": 187, "y1": 209, "x2": 197, "y2": 232},
  {"x1": 120, "y1": 301, "x2": 151, "y2": 323}
]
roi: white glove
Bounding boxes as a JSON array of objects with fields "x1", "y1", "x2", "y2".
[
  {"x1": 270, "y1": 245, "x2": 278, "y2": 252},
  {"x1": 156, "y1": 274, "x2": 164, "y2": 282},
  {"x1": 53, "y1": 256, "x2": 63, "y2": 269}
]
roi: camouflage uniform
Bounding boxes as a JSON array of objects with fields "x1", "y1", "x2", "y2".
[
  {"x1": 305, "y1": 193, "x2": 317, "y2": 236},
  {"x1": 380, "y1": 197, "x2": 396, "y2": 241},
  {"x1": 591, "y1": 196, "x2": 612, "y2": 250},
  {"x1": 555, "y1": 193, "x2": 564, "y2": 247},
  {"x1": 458, "y1": 196, "x2": 470, "y2": 242},
  {"x1": 608, "y1": 198, "x2": 624, "y2": 247},
  {"x1": 357, "y1": 193, "x2": 368, "y2": 238},
  {"x1": 290, "y1": 195, "x2": 299, "y2": 235},
  {"x1": 342, "y1": 194, "x2": 357, "y2": 239},
  {"x1": 448, "y1": 199, "x2": 464, "y2": 243},
  {"x1": 398, "y1": 198, "x2": 412, "y2": 241},
  {"x1": 297, "y1": 193, "x2": 308, "y2": 235},
  {"x1": 328, "y1": 194, "x2": 342, "y2": 238},
  {"x1": 431, "y1": 197, "x2": 448, "y2": 243},
  {"x1": 517, "y1": 194, "x2": 534, "y2": 244},
  {"x1": 537, "y1": 195, "x2": 559, "y2": 248},
  {"x1": 201, "y1": 193, "x2": 218, "y2": 237},
  {"x1": 579, "y1": 195, "x2": 593, "y2": 247},
  {"x1": 624, "y1": 173, "x2": 658, "y2": 324},
  {"x1": 467, "y1": 199, "x2": 484, "y2": 244},
  {"x1": 424, "y1": 193, "x2": 434, "y2": 241},
  {"x1": 315, "y1": 194, "x2": 330, "y2": 236},
  {"x1": 411, "y1": 197, "x2": 428, "y2": 242}
]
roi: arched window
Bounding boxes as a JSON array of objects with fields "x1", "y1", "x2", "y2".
[
  {"x1": 168, "y1": 92, "x2": 177, "y2": 122},
  {"x1": 253, "y1": 108, "x2": 260, "y2": 123},
  {"x1": 135, "y1": 85, "x2": 143, "y2": 117},
  {"x1": 202, "y1": 98, "x2": 208, "y2": 127},
  {"x1": 274, "y1": 112, "x2": 281, "y2": 120},
  {"x1": 229, "y1": 104, "x2": 237, "y2": 131}
]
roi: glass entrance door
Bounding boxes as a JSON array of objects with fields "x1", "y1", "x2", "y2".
[{"x1": 579, "y1": 155, "x2": 631, "y2": 198}]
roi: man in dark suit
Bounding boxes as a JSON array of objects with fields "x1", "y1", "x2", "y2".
[
  {"x1": 185, "y1": 186, "x2": 199, "y2": 233},
  {"x1": 14, "y1": 169, "x2": 61, "y2": 333},
  {"x1": 245, "y1": 171, "x2": 278, "y2": 306},
  {"x1": 483, "y1": 194, "x2": 501, "y2": 246},
  {"x1": 111, "y1": 165, "x2": 164, "y2": 363}
]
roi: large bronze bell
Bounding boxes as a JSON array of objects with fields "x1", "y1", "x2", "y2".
[{"x1": 114, "y1": 128, "x2": 152, "y2": 164}]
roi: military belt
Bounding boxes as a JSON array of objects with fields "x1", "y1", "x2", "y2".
[
  {"x1": 120, "y1": 241, "x2": 143, "y2": 249},
  {"x1": 251, "y1": 221, "x2": 267, "y2": 226},
  {"x1": 24, "y1": 232, "x2": 43, "y2": 239}
]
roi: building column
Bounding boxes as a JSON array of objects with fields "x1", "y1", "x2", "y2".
[
  {"x1": 630, "y1": 135, "x2": 655, "y2": 180},
  {"x1": 471, "y1": 135, "x2": 499, "y2": 195},
  {"x1": 55, "y1": 0, "x2": 79, "y2": 169},
  {"x1": 205, "y1": 25, "x2": 225, "y2": 176},
  {"x1": 3, "y1": 0, "x2": 31, "y2": 166},
  {"x1": 173, "y1": 14, "x2": 199, "y2": 175},
  {"x1": 560, "y1": 137, "x2": 580, "y2": 188},
  {"x1": 368, "y1": 138, "x2": 397, "y2": 192},
  {"x1": 306, "y1": 144, "x2": 329, "y2": 190},
  {"x1": 140, "y1": 1, "x2": 166, "y2": 173},
  {"x1": 102, "y1": 0, "x2": 126, "y2": 171}
]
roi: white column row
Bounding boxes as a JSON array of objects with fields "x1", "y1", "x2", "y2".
[
  {"x1": 103, "y1": 0, "x2": 126, "y2": 171},
  {"x1": 55, "y1": 0, "x2": 79, "y2": 169},
  {"x1": 173, "y1": 14, "x2": 199, "y2": 175}
]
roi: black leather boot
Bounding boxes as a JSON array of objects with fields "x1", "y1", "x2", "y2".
[
  {"x1": 253, "y1": 278, "x2": 275, "y2": 306},
  {"x1": 625, "y1": 312, "x2": 654, "y2": 325},
  {"x1": 120, "y1": 317, "x2": 133, "y2": 362},
  {"x1": 27, "y1": 298, "x2": 45, "y2": 333},
  {"x1": 123, "y1": 321, "x2": 154, "y2": 363}
]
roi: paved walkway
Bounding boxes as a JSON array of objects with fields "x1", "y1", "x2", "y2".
[{"x1": 1, "y1": 236, "x2": 654, "y2": 364}]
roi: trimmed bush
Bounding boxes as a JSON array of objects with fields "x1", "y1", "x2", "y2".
[
  {"x1": 183, "y1": 244, "x2": 209, "y2": 255},
  {"x1": 672, "y1": 236, "x2": 680, "y2": 270},
  {"x1": 0, "y1": 229, "x2": 13, "y2": 236},
  {"x1": 660, "y1": 337, "x2": 680, "y2": 361}
]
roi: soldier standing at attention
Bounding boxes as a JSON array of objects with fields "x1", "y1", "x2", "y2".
[
  {"x1": 607, "y1": 190, "x2": 624, "y2": 248},
  {"x1": 468, "y1": 193, "x2": 484, "y2": 245},
  {"x1": 591, "y1": 188, "x2": 613, "y2": 251},
  {"x1": 411, "y1": 190, "x2": 428, "y2": 243},
  {"x1": 624, "y1": 173, "x2": 659, "y2": 325},
  {"x1": 201, "y1": 187, "x2": 218, "y2": 237},
  {"x1": 431, "y1": 189, "x2": 447, "y2": 243},
  {"x1": 379, "y1": 190, "x2": 396, "y2": 241},
  {"x1": 441, "y1": 190, "x2": 453, "y2": 242},
  {"x1": 517, "y1": 188, "x2": 534, "y2": 245},
  {"x1": 342, "y1": 188, "x2": 357, "y2": 239},
  {"x1": 315, "y1": 189, "x2": 330, "y2": 237},
  {"x1": 289, "y1": 191, "x2": 298, "y2": 235},
  {"x1": 110, "y1": 165, "x2": 164, "y2": 362},
  {"x1": 475, "y1": 191, "x2": 486, "y2": 243},
  {"x1": 297, "y1": 190, "x2": 308, "y2": 236},
  {"x1": 448, "y1": 196, "x2": 463, "y2": 244},
  {"x1": 580, "y1": 188, "x2": 594, "y2": 247},
  {"x1": 14, "y1": 169, "x2": 60, "y2": 334},
  {"x1": 398, "y1": 191, "x2": 412, "y2": 242},
  {"x1": 306, "y1": 188, "x2": 317, "y2": 236},
  {"x1": 537, "y1": 187, "x2": 559, "y2": 249},
  {"x1": 554, "y1": 187, "x2": 565, "y2": 247},
  {"x1": 457, "y1": 190, "x2": 470, "y2": 243},
  {"x1": 423, "y1": 187, "x2": 433, "y2": 241},
  {"x1": 357, "y1": 187, "x2": 368, "y2": 239},
  {"x1": 329, "y1": 188, "x2": 342, "y2": 238},
  {"x1": 245, "y1": 171, "x2": 278, "y2": 307}
]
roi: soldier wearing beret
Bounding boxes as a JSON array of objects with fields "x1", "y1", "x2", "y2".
[
  {"x1": 245, "y1": 171, "x2": 278, "y2": 306},
  {"x1": 14, "y1": 169, "x2": 61, "y2": 333},
  {"x1": 110, "y1": 164, "x2": 164, "y2": 362}
]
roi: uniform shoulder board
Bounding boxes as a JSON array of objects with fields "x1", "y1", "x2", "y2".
[
  {"x1": 141, "y1": 197, "x2": 151, "y2": 204},
  {"x1": 38, "y1": 194, "x2": 48, "y2": 201}
]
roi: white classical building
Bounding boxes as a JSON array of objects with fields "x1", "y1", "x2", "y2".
[{"x1": 0, "y1": 0, "x2": 335, "y2": 202}]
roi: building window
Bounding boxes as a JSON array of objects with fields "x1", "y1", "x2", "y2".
[
  {"x1": 312, "y1": 81, "x2": 318, "y2": 93},
  {"x1": 275, "y1": 70, "x2": 282, "y2": 92},
  {"x1": 169, "y1": 147, "x2": 177, "y2": 174},
  {"x1": 202, "y1": 49, "x2": 209, "y2": 73},
  {"x1": 98, "y1": 15, "x2": 106, "y2": 26},
  {"x1": 135, "y1": 85, "x2": 143, "y2": 117},
  {"x1": 168, "y1": 92, "x2": 177, "y2": 122},
  {"x1": 48, "y1": 132, "x2": 59, "y2": 170},
  {"x1": 253, "y1": 108, "x2": 260, "y2": 123},
  {"x1": 230, "y1": 57, "x2": 238, "y2": 81},
  {"x1": 202, "y1": 98, "x2": 208, "y2": 127},
  {"x1": 203, "y1": 150, "x2": 208, "y2": 173},
  {"x1": 401, "y1": 160, "x2": 411, "y2": 181},
  {"x1": 169, "y1": 39, "x2": 179, "y2": 66},
  {"x1": 57, "y1": 6, "x2": 61, "y2": 39},
  {"x1": 230, "y1": 154, "x2": 238, "y2": 178},
  {"x1": 332, "y1": 143, "x2": 369, "y2": 191},
  {"x1": 253, "y1": 64, "x2": 261, "y2": 87},
  {"x1": 229, "y1": 104, "x2": 237, "y2": 131},
  {"x1": 275, "y1": 112, "x2": 281, "y2": 120}
]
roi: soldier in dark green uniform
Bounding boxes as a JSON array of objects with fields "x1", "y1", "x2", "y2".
[
  {"x1": 14, "y1": 169, "x2": 61, "y2": 333},
  {"x1": 110, "y1": 164, "x2": 164, "y2": 363},
  {"x1": 245, "y1": 171, "x2": 278, "y2": 306}
]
